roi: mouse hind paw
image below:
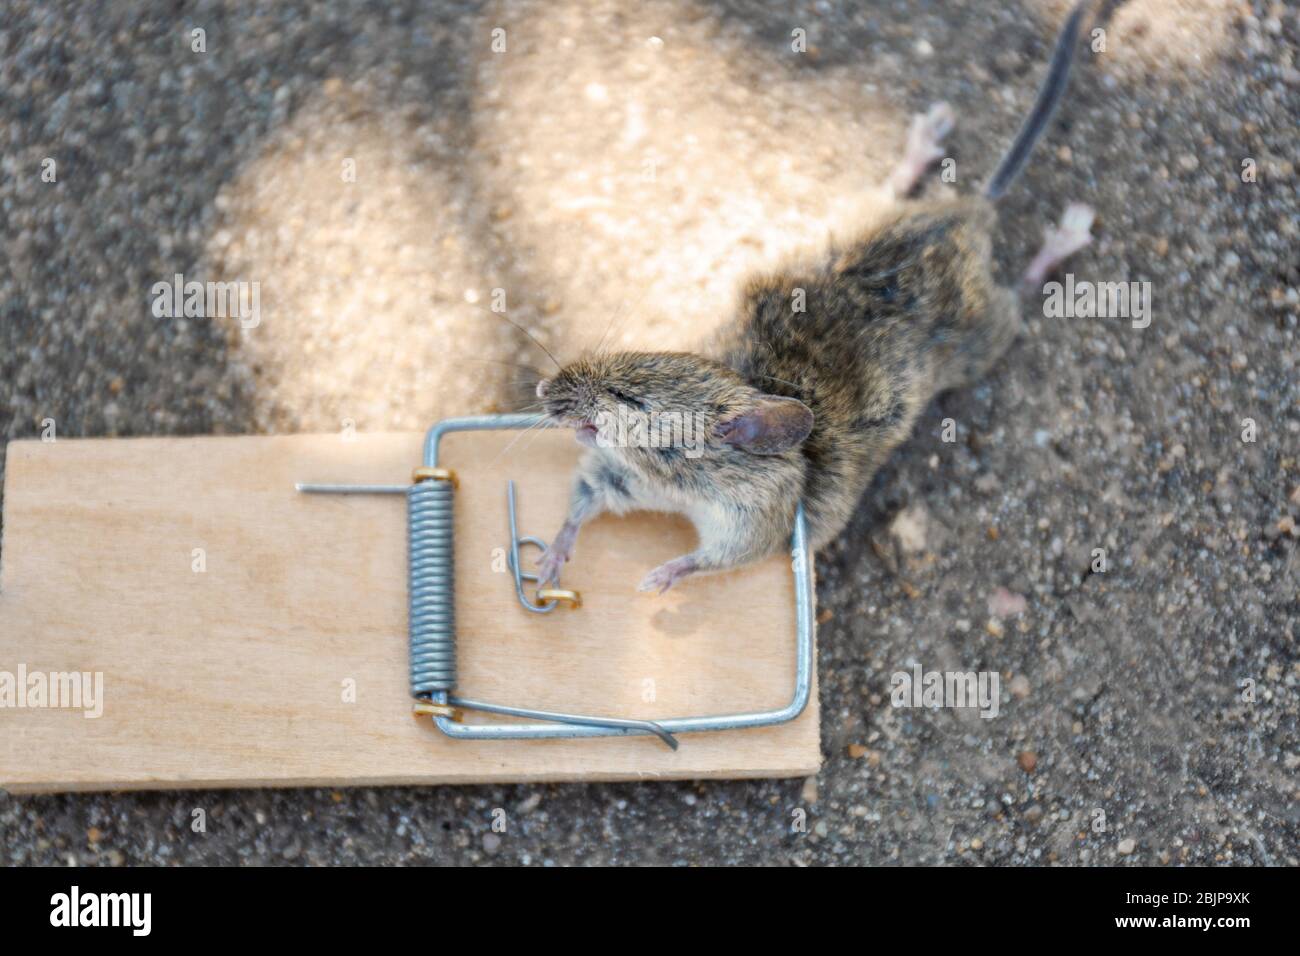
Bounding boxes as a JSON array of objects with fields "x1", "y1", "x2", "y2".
[
  {"x1": 919, "y1": 101, "x2": 956, "y2": 142},
  {"x1": 1022, "y1": 202, "x2": 1095, "y2": 289},
  {"x1": 887, "y1": 101, "x2": 955, "y2": 198},
  {"x1": 638, "y1": 555, "x2": 700, "y2": 595}
]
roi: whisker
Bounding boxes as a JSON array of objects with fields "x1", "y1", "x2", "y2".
[
  {"x1": 592, "y1": 286, "x2": 653, "y2": 356},
  {"x1": 500, "y1": 399, "x2": 546, "y2": 413},
  {"x1": 508, "y1": 415, "x2": 555, "y2": 463},
  {"x1": 490, "y1": 312, "x2": 562, "y2": 370},
  {"x1": 754, "y1": 372, "x2": 802, "y2": 391},
  {"x1": 484, "y1": 414, "x2": 554, "y2": 470},
  {"x1": 594, "y1": 302, "x2": 626, "y2": 355},
  {"x1": 453, "y1": 355, "x2": 543, "y2": 374}
]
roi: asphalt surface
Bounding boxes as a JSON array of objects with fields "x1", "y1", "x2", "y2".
[{"x1": 1, "y1": 0, "x2": 1296, "y2": 865}]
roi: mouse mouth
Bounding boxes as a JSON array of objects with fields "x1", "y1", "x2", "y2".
[{"x1": 543, "y1": 405, "x2": 603, "y2": 446}]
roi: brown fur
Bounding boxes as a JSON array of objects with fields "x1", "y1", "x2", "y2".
[
  {"x1": 532, "y1": 2, "x2": 1092, "y2": 590},
  {"x1": 533, "y1": 196, "x2": 1021, "y2": 591},
  {"x1": 715, "y1": 197, "x2": 1020, "y2": 549}
]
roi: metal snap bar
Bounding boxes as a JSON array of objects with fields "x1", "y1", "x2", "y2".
[{"x1": 296, "y1": 413, "x2": 813, "y2": 751}]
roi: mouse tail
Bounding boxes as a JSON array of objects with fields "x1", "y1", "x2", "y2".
[{"x1": 983, "y1": 1, "x2": 1092, "y2": 201}]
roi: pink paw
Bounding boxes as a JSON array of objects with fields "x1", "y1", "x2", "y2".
[
  {"x1": 912, "y1": 101, "x2": 955, "y2": 158},
  {"x1": 1022, "y1": 202, "x2": 1096, "y2": 290},
  {"x1": 1048, "y1": 202, "x2": 1096, "y2": 257},
  {"x1": 535, "y1": 543, "x2": 571, "y2": 586},
  {"x1": 637, "y1": 557, "x2": 697, "y2": 595},
  {"x1": 889, "y1": 102, "x2": 955, "y2": 196}
]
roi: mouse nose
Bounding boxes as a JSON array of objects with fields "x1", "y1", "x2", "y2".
[{"x1": 535, "y1": 379, "x2": 550, "y2": 399}]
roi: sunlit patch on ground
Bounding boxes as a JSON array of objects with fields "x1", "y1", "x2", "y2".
[
  {"x1": 202, "y1": 83, "x2": 521, "y2": 433},
  {"x1": 467, "y1": 0, "x2": 907, "y2": 356},
  {"x1": 1029, "y1": 0, "x2": 1240, "y2": 77},
  {"x1": 205, "y1": 0, "x2": 914, "y2": 432}
]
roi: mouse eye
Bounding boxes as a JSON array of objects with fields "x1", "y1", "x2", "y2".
[{"x1": 608, "y1": 388, "x2": 647, "y2": 411}]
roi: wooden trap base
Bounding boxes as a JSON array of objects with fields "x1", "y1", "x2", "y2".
[{"x1": 0, "y1": 430, "x2": 819, "y2": 792}]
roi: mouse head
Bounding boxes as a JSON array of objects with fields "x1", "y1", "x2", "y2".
[{"x1": 536, "y1": 351, "x2": 813, "y2": 457}]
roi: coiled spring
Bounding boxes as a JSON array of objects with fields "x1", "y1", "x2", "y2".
[{"x1": 408, "y1": 478, "x2": 456, "y2": 696}]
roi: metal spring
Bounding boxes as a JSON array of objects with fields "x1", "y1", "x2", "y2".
[{"x1": 408, "y1": 478, "x2": 456, "y2": 696}]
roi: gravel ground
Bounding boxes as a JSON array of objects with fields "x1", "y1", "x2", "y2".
[{"x1": 1, "y1": 0, "x2": 1297, "y2": 865}]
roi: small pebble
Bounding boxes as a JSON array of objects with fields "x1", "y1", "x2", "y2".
[
  {"x1": 988, "y1": 587, "x2": 1027, "y2": 619},
  {"x1": 889, "y1": 504, "x2": 930, "y2": 555}
]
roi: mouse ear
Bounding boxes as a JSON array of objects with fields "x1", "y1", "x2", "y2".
[{"x1": 715, "y1": 396, "x2": 814, "y2": 455}]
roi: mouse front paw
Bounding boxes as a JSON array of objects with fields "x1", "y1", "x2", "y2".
[{"x1": 534, "y1": 544, "x2": 571, "y2": 587}]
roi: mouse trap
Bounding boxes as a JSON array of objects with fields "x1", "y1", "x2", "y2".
[{"x1": 0, "y1": 416, "x2": 819, "y2": 792}]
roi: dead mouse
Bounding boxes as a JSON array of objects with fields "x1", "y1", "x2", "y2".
[{"x1": 535, "y1": 1, "x2": 1097, "y2": 594}]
